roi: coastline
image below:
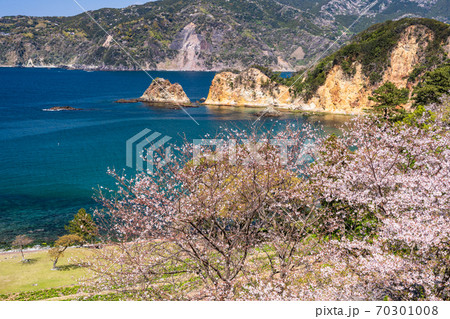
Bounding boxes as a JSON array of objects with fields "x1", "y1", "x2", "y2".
[
  {"x1": 0, "y1": 68, "x2": 356, "y2": 251},
  {"x1": 0, "y1": 64, "x2": 294, "y2": 73},
  {"x1": 0, "y1": 66, "x2": 362, "y2": 116},
  {"x1": 202, "y1": 102, "x2": 364, "y2": 116}
]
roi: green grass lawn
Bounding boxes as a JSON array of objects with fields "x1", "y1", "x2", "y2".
[{"x1": 0, "y1": 248, "x2": 89, "y2": 294}]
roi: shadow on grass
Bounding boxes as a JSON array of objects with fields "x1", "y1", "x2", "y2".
[
  {"x1": 21, "y1": 258, "x2": 39, "y2": 265},
  {"x1": 56, "y1": 264, "x2": 82, "y2": 271}
]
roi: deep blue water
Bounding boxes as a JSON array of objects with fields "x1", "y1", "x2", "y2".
[{"x1": 0, "y1": 67, "x2": 348, "y2": 245}]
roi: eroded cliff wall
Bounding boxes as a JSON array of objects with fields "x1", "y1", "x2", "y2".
[{"x1": 205, "y1": 68, "x2": 294, "y2": 107}]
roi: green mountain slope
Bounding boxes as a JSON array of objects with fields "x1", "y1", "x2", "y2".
[{"x1": 0, "y1": 0, "x2": 448, "y2": 71}]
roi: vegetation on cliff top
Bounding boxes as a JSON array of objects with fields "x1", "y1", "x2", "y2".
[
  {"x1": 414, "y1": 63, "x2": 450, "y2": 106},
  {"x1": 369, "y1": 81, "x2": 410, "y2": 120}
]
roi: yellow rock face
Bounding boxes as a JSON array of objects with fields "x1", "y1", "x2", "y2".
[
  {"x1": 308, "y1": 63, "x2": 370, "y2": 114},
  {"x1": 383, "y1": 25, "x2": 434, "y2": 88},
  {"x1": 205, "y1": 68, "x2": 294, "y2": 107},
  {"x1": 305, "y1": 25, "x2": 434, "y2": 114}
]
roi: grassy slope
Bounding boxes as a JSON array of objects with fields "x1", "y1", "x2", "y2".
[{"x1": 0, "y1": 248, "x2": 88, "y2": 294}]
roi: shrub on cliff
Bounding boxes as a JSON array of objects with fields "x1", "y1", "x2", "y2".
[
  {"x1": 369, "y1": 81, "x2": 409, "y2": 120},
  {"x1": 414, "y1": 64, "x2": 450, "y2": 106}
]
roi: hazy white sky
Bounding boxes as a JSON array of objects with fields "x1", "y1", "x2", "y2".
[{"x1": 0, "y1": 0, "x2": 153, "y2": 17}]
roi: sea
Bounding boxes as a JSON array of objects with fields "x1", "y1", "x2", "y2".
[{"x1": 0, "y1": 67, "x2": 349, "y2": 246}]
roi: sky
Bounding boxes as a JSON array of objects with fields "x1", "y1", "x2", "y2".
[{"x1": 0, "y1": 0, "x2": 154, "y2": 17}]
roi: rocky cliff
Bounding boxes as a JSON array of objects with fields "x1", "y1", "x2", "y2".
[
  {"x1": 140, "y1": 78, "x2": 191, "y2": 105},
  {"x1": 205, "y1": 68, "x2": 294, "y2": 107},
  {"x1": 306, "y1": 24, "x2": 436, "y2": 114},
  {"x1": 306, "y1": 63, "x2": 370, "y2": 114},
  {"x1": 296, "y1": 18, "x2": 450, "y2": 114},
  {"x1": 204, "y1": 19, "x2": 449, "y2": 114}
]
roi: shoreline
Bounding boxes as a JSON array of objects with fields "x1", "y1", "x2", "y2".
[
  {"x1": 0, "y1": 65, "x2": 295, "y2": 73},
  {"x1": 202, "y1": 102, "x2": 363, "y2": 116}
]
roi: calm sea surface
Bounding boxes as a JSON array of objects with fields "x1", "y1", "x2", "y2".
[{"x1": 0, "y1": 67, "x2": 349, "y2": 246}]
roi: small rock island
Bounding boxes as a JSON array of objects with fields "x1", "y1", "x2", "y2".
[
  {"x1": 43, "y1": 106, "x2": 81, "y2": 111},
  {"x1": 116, "y1": 78, "x2": 192, "y2": 106},
  {"x1": 141, "y1": 78, "x2": 191, "y2": 105}
]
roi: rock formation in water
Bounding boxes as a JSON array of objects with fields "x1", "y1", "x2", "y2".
[
  {"x1": 205, "y1": 68, "x2": 294, "y2": 107},
  {"x1": 140, "y1": 78, "x2": 191, "y2": 105},
  {"x1": 254, "y1": 107, "x2": 282, "y2": 117},
  {"x1": 43, "y1": 106, "x2": 81, "y2": 111}
]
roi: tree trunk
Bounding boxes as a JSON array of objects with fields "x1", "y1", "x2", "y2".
[
  {"x1": 52, "y1": 258, "x2": 58, "y2": 270},
  {"x1": 20, "y1": 246, "x2": 25, "y2": 262}
]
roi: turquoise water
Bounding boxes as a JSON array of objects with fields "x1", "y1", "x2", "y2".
[{"x1": 0, "y1": 68, "x2": 347, "y2": 245}]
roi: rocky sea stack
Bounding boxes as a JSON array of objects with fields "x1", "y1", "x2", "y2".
[
  {"x1": 254, "y1": 107, "x2": 282, "y2": 118},
  {"x1": 140, "y1": 78, "x2": 191, "y2": 106},
  {"x1": 205, "y1": 68, "x2": 294, "y2": 107}
]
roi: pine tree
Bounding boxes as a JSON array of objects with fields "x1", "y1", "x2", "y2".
[
  {"x1": 65, "y1": 208, "x2": 98, "y2": 244},
  {"x1": 48, "y1": 234, "x2": 83, "y2": 270},
  {"x1": 369, "y1": 81, "x2": 409, "y2": 120}
]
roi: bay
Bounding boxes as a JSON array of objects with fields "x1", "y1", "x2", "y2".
[{"x1": 0, "y1": 67, "x2": 348, "y2": 246}]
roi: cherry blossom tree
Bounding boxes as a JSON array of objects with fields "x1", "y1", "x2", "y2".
[
  {"x1": 89, "y1": 124, "x2": 334, "y2": 299},
  {"x1": 86, "y1": 105, "x2": 450, "y2": 300},
  {"x1": 308, "y1": 115, "x2": 450, "y2": 300}
]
